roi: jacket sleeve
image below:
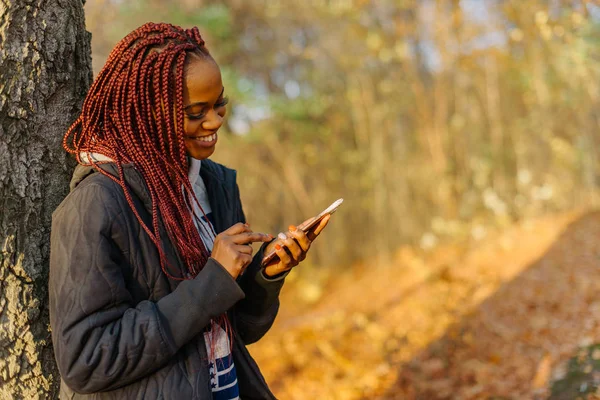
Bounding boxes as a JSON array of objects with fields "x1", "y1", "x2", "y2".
[
  {"x1": 49, "y1": 183, "x2": 245, "y2": 394},
  {"x1": 231, "y1": 182, "x2": 288, "y2": 344}
]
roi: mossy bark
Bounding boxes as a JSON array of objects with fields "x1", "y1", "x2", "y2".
[{"x1": 0, "y1": 0, "x2": 91, "y2": 398}]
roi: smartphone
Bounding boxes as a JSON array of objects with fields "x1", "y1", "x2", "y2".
[{"x1": 261, "y1": 198, "x2": 344, "y2": 266}]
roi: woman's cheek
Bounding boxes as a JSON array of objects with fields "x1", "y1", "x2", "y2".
[{"x1": 183, "y1": 118, "x2": 193, "y2": 136}]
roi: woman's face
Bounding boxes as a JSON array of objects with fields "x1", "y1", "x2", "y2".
[{"x1": 181, "y1": 56, "x2": 227, "y2": 160}]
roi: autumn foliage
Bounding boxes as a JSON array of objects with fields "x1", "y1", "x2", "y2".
[{"x1": 83, "y1": 1, "x2": 600, "y2": 398}]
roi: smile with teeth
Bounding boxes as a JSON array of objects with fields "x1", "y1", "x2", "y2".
[{"x1": 192, "y1": 133, "x2": 217, "y2": 142}]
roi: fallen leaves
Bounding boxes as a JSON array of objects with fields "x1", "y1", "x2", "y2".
[
  {"x1": 533, "y1": 353, "x2": 553, "y2": 390},
  {"x1": 249, "y1": 210, "x2": 600, "y2": 399}
]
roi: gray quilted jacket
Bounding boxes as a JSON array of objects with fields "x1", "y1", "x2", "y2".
[{"x1": 49, "y1": 160, "x2": 282, "y2": 399}]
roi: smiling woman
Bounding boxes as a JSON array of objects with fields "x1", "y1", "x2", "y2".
[
  {"x1": 182, "y1": 57, "x2": 228, "y2": 160},
  {"x1": 49, "y1": 22, "x2": 330, "y2": 399}
]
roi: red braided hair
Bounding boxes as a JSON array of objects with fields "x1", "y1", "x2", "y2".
[{"x1": 64, "y1": 22, "x2": 216, "y2": 281}]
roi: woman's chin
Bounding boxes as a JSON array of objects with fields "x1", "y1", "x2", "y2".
[
  {"x1": 186, "y1": 145, "x2": 216, "y2": 160},
  {"x1": 185, "y1": 135, "x2": 218, "y2": 160}
]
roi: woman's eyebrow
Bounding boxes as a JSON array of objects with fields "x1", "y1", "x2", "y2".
[{"x1": 184, "y1": 87, "x2": 225, "y2": 110}]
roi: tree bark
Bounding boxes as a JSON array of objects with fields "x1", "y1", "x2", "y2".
[{"x1": 0, "y1": 0, "x2": 91, "y2": 398}]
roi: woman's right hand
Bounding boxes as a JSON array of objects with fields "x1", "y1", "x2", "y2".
[{"x1": 211, "y1": 223, "x2": 273, "y2": 279}]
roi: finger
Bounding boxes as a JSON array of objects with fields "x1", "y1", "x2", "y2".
[
  {"x1": 235, "y1": 252, "x2": 253, "y2": 266},
  {"x1": 308, "y1": 214, "x2": 331, "y2": 240},
  {"x1": 232, "y1": 232, "x2": 273, "y2": 244},
  {"x1": 235, "y1": 244, "x2": 254, "y2": 255},
  {"x1": 238, "y1": 253, "x2": 254, "y2": 275},
  {"x1": 264, "y1": 261, "x2": 287, "y2": 277},
  {"x1": 288, "y1": 225, "x2": 311, "y2": 252},
  {"x1": 313, "y1": 214, "x2": 331, "y2": 235},
  {"x1": 274, "y1": 243, "x2": 293, "y2": 267},
  {"x1": 241, "y1": 252, "x2": 253, "y2": 265},
  {"x1": 279, "y1": 233, "x2": 303, "y2": 262},
  {"x1": 224, "y1": 222, "x2": 252, "y2": 235}
]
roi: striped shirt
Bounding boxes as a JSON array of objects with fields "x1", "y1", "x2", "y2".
[{"x1": 188, "y1": 158, "x2": 240, "y2": 400}]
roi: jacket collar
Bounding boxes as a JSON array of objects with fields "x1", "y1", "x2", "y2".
[
  {"x1": 70, "y1": 160, "x2": 234, "y2": 234},
  {"x1": 199, "y1": 160, "x2": 234, "y2": 233}
]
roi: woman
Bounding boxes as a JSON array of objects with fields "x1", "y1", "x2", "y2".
[{"x1": 49, "y1": 22, "x2": 329, "y2": 399}]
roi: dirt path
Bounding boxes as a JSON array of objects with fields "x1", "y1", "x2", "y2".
[{"x1": 249, "y1": 210, "x2": 600, "y2": 399}]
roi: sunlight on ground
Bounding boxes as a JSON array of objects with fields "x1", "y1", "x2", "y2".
[{"x1": 249, "y1": 211, "x2": 588, "y2": 399}]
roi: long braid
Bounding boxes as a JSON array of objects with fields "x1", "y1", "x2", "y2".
[
  {"x1": 65, "y1": 23, "x2": 233, "y2": 355},
  {"x1": 63, "y1": 22, "x2": 216, "y2": 280}
]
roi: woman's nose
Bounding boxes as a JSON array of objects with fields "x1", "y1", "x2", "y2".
[{"x1": 201, "y1": 109, "x2": 223, "y2": 131}]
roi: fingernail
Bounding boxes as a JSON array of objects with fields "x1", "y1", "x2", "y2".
[
  {"x1": 278, "y1": 232, "x2": 287, "y2": 241},
  {"x1": 275, "y1": 244, "x2": 282, "y2": 250},
  {"x1": 288, "y1": 225, "x2": 297, "y2": 232}
]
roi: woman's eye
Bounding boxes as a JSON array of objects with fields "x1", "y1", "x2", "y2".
[
  {"x1": 186, "y1": 113, "x2": 205, "y2": 120},
  {"x1": 215, "y1": 97, "x2": 229, "y2": 108},
  {"x1": 185, "y1": 97, "x2": 229, "y2": 120}
]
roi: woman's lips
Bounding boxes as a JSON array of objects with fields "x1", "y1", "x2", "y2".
[{"x1": 187, "y1": 132, "x2": 217, "y2": 147}]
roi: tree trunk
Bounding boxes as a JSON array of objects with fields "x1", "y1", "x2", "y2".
[{"x1": 0, "y1": 1, "x2": 91, "y2": 398}]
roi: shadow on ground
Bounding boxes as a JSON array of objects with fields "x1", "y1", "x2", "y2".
[{"x1": 382, "y1": 212, "x2": 600, "y2": 399}]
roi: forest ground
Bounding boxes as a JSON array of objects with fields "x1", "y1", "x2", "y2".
[{"x1": 249, "y1": 210, "x2": 600, "y2": 399}]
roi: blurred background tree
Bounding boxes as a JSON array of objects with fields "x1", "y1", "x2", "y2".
[{"x1": 85, "y1": 0, "x2": 600, "y2": 271}]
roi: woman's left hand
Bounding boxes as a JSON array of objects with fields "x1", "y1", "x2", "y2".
[{"x1": 263, "y1": 214, "x2": 331, "y2": 277}]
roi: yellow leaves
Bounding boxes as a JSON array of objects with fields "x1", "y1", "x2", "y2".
[
  {"x1": 378, "y1": 48, "x2": 394, "y2": 63},
  {"x1": 264, "y1": 2, "x2": 281, "y2": 19},
  {"x1": 535, "y1": 11, "x2": 549, "y2": 26},
  {"x1": 314, "y1": 340, "x2": 353, "y2": 372},
  {"x1": 366, "y1": 32, "x2": 383, "y2": 51},
  {"x1": 327, "y1": 0, "x2": 355, "y2": 16},
  {"x1": 510, "y1": 28, "x2": 524, "y2": 42},
  {"x1": 571, "y1": 12, "x2": 585, "y2": 26},
  {"x1": 249, "y1": 211, "x2": 600, "y2": 398},
  {"x1": 554, "y1": 25, "x2": 565, "y2": 38},
  {"x1": 534, "y1": 11, "x2": 552, "y2": 41},
  {"x1": 488, "y1": 352, "x2": 502, "y2": 365},
  {"x1": 295, "y1": 280, "x2": 323, "y2": 303},
  {"x1": 301, "y1": 46, "x2": 318, "y2": 61},
  {"x1": 540, "y1": 25, "x2": 553, "y2": 41},
  {"x1": 550, "y1": 136, "x2": 577, "y2": 167},
  {"x1": 394, "y1": 40, "x2": 409, "y2": 60},
  {"x1": 532, "y1": 353, "x2": 553, "y2": 390}
]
